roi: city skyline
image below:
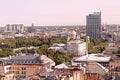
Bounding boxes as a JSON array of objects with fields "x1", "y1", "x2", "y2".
[{"x1": 0, "y1": 0, "x2": 120, "y2": 26}]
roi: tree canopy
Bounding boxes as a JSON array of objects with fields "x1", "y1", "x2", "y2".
[{"x1": 0, "y1": 37, "x2": 71, "y2": 64}]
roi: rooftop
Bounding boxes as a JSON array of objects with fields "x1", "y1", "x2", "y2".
[
  {"x1": 67, "y1": 40, "x2": 84, "y2": 44},
  {"x1": 40, "y1": 55, "x2": 55, "y2": 65},
  {"x1": 0, "y1": 54, "x2": 55, "y2": 65},
  {"x1": 11, "y1": 54, "x2": 40, "y2": 60},
  {"x1": 86, "y1": 62, "x2": 108, "y2": 75},
  {"x1": 88, "y1": 12, "x2": 101, "y2": 16},
  {"x1": 53, "y1": 43, "x2": 66, "y2": 47},
  {"x1": 55, "y1": 63, "x2": 68, "y2": 69},
  {"x1": 74, "y1": 54, "x2": 111, "y2": 62}
]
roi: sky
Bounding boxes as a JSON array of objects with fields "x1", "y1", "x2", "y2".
[{"x1": 0, "y1": 0, "x2": 120, "y2": 26}]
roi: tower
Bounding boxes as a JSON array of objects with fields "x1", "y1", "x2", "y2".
[
  {"x1": 86, "y1": 12, "x2": 101, "y2": 40},
  {"x1": 67, "y1": 30, "x2": 77, "y2": 41}
]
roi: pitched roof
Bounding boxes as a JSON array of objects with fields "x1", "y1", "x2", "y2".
[{"x1": 55, "y1": 63, "x2": 68, "y2": 69}]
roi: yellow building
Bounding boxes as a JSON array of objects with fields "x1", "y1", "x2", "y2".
[
  {"x1": 0, "y1": 73, "x2": 14, "y2": 80},
  {"x1": 109, "y1": 62, "x2": 120, "y2": 76},
  {"x1": 9, "y1": 64, "x2": 41, "y2": 78},
  {"x1": 26, "y1": 65, "x2": 41, "y2": 77}
]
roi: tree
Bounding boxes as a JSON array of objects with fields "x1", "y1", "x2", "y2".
[
  {"x1": 28, "y1": 48, "x2": 36, "y2": 53},
  {"x1": 21, "y1": 48, "x2": 28, "y2": 53},
  {"x1": 15, "y1": 50, "x2": 21, "y2": 54},
  {"x1": 0, "y1": 37, "x2": 71, "y2": 64}
]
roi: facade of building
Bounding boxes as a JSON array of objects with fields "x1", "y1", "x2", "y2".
[
  {"x1": 9, "y1": 64, "x2": 41, "y2": 78},
  {"x1": 85, "y1": 73, "x2": 101, "y2": 80},
  {"x1": 48, "y1": 43, "x2": 66, "y2": 53},
  {"x1": 0, "y1": 64, "x2": 41, "y2": 78},
  {"x1": 5, "y1": 24, "x2": 24, "y2": 33},
  {"x1": 0, "y1": 73, "x2": 14, "y2": 80},
  {"x1": 38, "y1": 68, "x2": 84, "y2": 80},
  {"x1": 27, "y1": 24, "x2": 36, "y2": 33},
  {"x1": 67, "y1": 40, "x2": 87, "y2": 56},
  {"x1": 108, "y1": 25, "x2": 119, "y2": 41},
  {"x1": 109, "y1": 62, "x2": 120, "y2": 76},
  {"x1": 86, "y1": 12, "x2": 101, "y2": 40},
  {"x1": 0, "y1": 54, "x2": 55, "y2": 78}
]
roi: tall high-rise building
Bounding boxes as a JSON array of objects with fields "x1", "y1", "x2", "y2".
[
  {"x1": 5, "y1": 24, "x2": 24, "y2": 33},
  {"x1": 27, "y1": 24, "x2": 36, "y2": 33},
  {"x1": 86, "y1": 12, "x2": 101, "y2": 40}
]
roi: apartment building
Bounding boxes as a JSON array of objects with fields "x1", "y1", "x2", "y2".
[
  {"x1": 109, "y1": 62, "x2": 120, "y2": 76},
  {"x1": 0, "y1": 54, "x2": 55, "y2": 78},
  {"x1": 8, "y1": 64, "x2": 41, "y2": 78},
  {"x1": 5, "y1": 24, "x2": 24, "y2": 33},
  {"x1": 67, "y1": 40, "x2": 87, "y2": 56}
]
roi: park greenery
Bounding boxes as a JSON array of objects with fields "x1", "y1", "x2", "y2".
[
  {"x1": 112, "y1": 50, "x2": 120, "y2": 55},
  {"x1": 88, "y1": 39, "x2": 108, "y2": 53},
  {"x1": 0, "y1": 36, "x2": 108, "y2": 64},
  {"x1": 81, "y1": 36, "x2": 108, "y2": 53},
  {"x1": 0, "y1": 37, "x2": 70, "y2": 65}
]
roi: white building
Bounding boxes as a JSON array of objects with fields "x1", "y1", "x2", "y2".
[
  {"x1": 0, "y1": 65, "x2": 11, "y2": 73},
  {"x1": 74, "y1": 54, "x2": 111, "y2": 62},
  {"x1": 67, "y1": 40, "x2": 87, "y2": 56},
  {"x1": 108, "y1": 25, "x2": 118, "y2": 32},
  {"x1": 73, "y1": 54, "x2": 111, "y2": 67},
  {"x1": 48, "y1": 43, "x2": 66, "y2": 53}
]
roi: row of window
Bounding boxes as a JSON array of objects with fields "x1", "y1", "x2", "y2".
[
  {"x1": 9, "y1": 71, "x2": 26, "y2": 74},
  {"x1": 1, "y1": 75, "x2": 13, "y2": 80},
  {"x1": 10, "y1": 67, "x2": 26, "y2": 70},
  {"x1": 110, "y1": 72, "x2": 120, "y2": 76},
  {"x1": 111, "y1": 66, "x2": 120, "y2": 71},
  {"x1": 11, "y1": 60, "x2": 37, "y2": 64}
]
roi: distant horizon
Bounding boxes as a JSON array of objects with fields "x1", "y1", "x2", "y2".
[
  {"x1": 1, "y1": 24, "x2": 120, "y2": 27},
  {"x1": 0, "y1": 0, "x2": 120, "y2": 26}
]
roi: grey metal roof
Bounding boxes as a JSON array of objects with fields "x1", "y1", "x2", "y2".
[
  {"x1": 11, "y1": 55, "x2": 40, "y2": 60},
  {"x1": 0, "y1": 54, "x2": 40, "y2": 65}
]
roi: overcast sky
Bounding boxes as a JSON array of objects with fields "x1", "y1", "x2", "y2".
[{"x1": 0, "y1": 0, "x2": 120, "y2": 26}]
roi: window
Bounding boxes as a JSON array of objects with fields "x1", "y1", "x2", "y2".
[
  {"x1": 21, "y1": 67, "x2": 26, "y2": 70},
  {"x1": 9, "y1": 71, "x2": 12, "y2": 73},
  {"x1": 6, "y1": 67, "x2": 9, "y2": 70},
  {"x1": 9, "y1": 76, "x2": 11, "y2": 79},
  {"x1": 21, "y1": 67, "x2": 24, "y2": 70},
  {"x1": 9, "y1": 67, "x2": 11, "y2": 70},
  {"x1": 21, "y1": 71, "x2": 26, "y2": 74},
  {"x1": 17, "y1": 67, "x2": 19, "y2": 70},
  {"x1": 24, "y1": 67, "x2": 26, "y2": 70},
  {"x1": 16, "y1": 71, "x2": 19, "y2": 74}
]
